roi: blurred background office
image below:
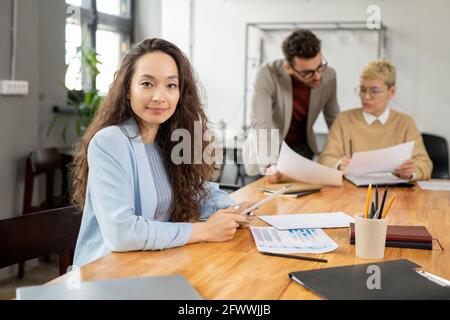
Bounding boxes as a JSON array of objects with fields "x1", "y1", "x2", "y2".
[{"x1": 0, "y1": 0, "x2": 449, "y2": 298}]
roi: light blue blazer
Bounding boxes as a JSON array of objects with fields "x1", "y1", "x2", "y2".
[{"x1": 73, "y1": 118, "x2": 235, "y2": 266}]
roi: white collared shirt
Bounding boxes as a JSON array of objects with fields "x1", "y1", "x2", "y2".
[
  {"x1": 363, "y1": 108, "x2": 390, "y2": 125},
  {"x1": 358, "y1": 107, "x2": 415, "y2": 179}
]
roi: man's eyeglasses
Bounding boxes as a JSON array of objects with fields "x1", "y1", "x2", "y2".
[
  {"x1": 290, "y1": 56, "x2": 328, "y2": 80},
  {"x1": 355, "y1": 86, "x2": 388, "y2": 98}
]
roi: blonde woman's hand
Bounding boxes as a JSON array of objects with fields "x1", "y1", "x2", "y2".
[
  {"x1": 393, "y1": 159, "x2": 415, "y2": 179},
  {"x1": 338, "y1": 156, "x2": 351, "y2": 171}
]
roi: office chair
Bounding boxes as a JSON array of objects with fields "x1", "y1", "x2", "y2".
[
  {"x1": 218, "y1": 183, "x2": 241, "y2": 193},
  {"x1": 0, "y1": 206, "x2": 81, "y2": 277},
  {"x1": 422, "y1": 133, "x2": 450, "y2": 179},
  {"x1": 22, "y1": 148, "x2": 70, "y2": 214},
  {"x1": 19, "y1": 147, "x2": 71, "y2": 278}
]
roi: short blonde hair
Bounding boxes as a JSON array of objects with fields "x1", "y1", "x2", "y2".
[{"x1": 361, "y1": 59, "x2": 396, "y2": 87}]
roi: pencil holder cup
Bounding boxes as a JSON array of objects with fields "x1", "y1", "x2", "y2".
[{"x1": 355, "y1": 214, "x2": 389, "y2": 259}]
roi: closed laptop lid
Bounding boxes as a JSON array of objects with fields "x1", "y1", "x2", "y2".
[{"x1": 16, "y1": 275, "x2": 202, "y2": 300}]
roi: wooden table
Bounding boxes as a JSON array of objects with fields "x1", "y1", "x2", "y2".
[{"x1": 50, "y1": 179, "x2": 450, "y2": 299}]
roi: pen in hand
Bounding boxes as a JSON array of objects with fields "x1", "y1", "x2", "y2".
[{"x1": 349, "y1": 139, "x2": 353, "y2": 158}]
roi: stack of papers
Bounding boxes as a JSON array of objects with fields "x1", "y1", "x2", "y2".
[
  {"x1": 250, "y1": 226, "x2": 338, "y2": 254},
  {"x1": 418, "y1": 180, "x2": 450, "y2": 191},
  {"x1": 258, "y1": 212, "x2": 355, "y2": 229},
  {"x1": 259, "y1": 182, "x2": 322, "y2": 198},
  {"x1": 278, "y1": 142, "x2": 342, "y2": 186},
  {"x1": 344, "y1": 142, "x2": 415, "y2": 186},
  {"x1": 259, "y1": 182, "x2": 322, "y2": 193}
]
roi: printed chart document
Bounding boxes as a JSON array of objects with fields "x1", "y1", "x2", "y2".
[
  {"x1": 418, "y1": 180, "x2": 450, "y2": 191},
  {"x1": 259, "y1": 212, "x2": 355, "y2": 230},
  {"x1": 345, "y1": 141, "x2": 414, "y2": 175},
  {"x1": 278, "y1": 142, "x2": 342, "y2": 186},
  {"x1": 250, "y1": 226, "x2": 338, "y2": 254}
]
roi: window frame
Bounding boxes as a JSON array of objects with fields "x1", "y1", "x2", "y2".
[{"x1": 65, "y1": 0, "x2": 134, "y2": 91}]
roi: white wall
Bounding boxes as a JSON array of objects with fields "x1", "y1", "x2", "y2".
[
  {"x1": 0, "y1": 0, "x2": 67, "y2": 220},
  {"x1": 38, "y1": 1, "x2": 67, "y2": 149},
  {"x1": 161, "y1": 0, "x2": 192, "y2": 58},
  {"x1": 135, "y1": 0, "x2": 162, "y2": 41},
  {"x1": 187, "y1": 0, "x2": 450, "y2": 146},
  {"x1": 0, "y1": 0, "x2": 40, "y2": 220}
]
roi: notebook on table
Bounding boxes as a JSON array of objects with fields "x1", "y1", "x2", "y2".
[
  {"x1": 259, "y1": 182, "x2": 322, "y2": 194},
  {"x1": 262, "y1": 189, "x2": 320, "y2": 198},
  {"x1": 289, "y1": 259, "x2": 450, "y2": 300},
  {"x1": 16, "y1": 275, "x2": 203, "y2": 300},
  {"x1": 349, "y1": 223, "x2": 433, "y2": 250},
  {"x1": 345, "y1": 172, "x2": 414, "y2": 187}
]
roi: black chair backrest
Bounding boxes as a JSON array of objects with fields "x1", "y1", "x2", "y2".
[
  {"x1": 23, "y1": 148, "x2": 65, "y2": 214},
  {"x1": 422, "y1": 133, "x2": 450, "y2": 179},
  {"x1": 218, "y1": 183, "x2": 241, "y2": 193},
  {"x1": 0, "y1": 206, "x2": 81, "y2": 274},
  {"x1": 29, "y1": 148, "x2": 62, "y2": 174}
]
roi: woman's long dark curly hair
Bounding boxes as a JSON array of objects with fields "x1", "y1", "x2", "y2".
[{"x1": 71, "y1": 38, "x2": 215, "y2": 222}]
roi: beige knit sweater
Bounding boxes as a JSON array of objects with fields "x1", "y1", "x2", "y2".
[{"x1": 318, "y1": 108, "x2": 433, "y2": 180}]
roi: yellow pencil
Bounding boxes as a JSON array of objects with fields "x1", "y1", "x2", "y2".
[
  {"x1": 364, "y1": 184, "x2": 372, "y2": 218},
  {"x1": 382, "y1": 194, "x2": 396, "y2": 219}
]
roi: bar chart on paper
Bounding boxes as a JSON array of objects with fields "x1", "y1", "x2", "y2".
[{"x1": 250, "y1": 226, "x2": 338, "y2": 254}]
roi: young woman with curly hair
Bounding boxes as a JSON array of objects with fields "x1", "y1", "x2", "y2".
[{"x1": 71, "y1": 39, "x2": 254, "y2": 266}]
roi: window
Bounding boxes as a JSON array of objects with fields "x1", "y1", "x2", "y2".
[
  {"x1": 65, "y1": 0, "x2": 133, "y2": 94},
  {"x1": 97, "y1": 0, "x2": 131, "y2": 17}
]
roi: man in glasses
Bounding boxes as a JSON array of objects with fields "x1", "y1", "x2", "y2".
[
  {"x1": 244, "y1": 29, "x2": 339, "y2": 182},
  {"x1": 318, "y1": 60, "x2": 432, "y2": 180}
]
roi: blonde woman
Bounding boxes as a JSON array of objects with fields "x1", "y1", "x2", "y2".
[{"x1": 319, "y1": 60, "x2": 432, "y2": 180}]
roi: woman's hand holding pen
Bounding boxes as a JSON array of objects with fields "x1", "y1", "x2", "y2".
[
  {"x1": 338, "y1": 155, "x2": 351, "y2": 171},
  {"x1": 393, "y1": 159, "x2": 416, "y2": 179}
]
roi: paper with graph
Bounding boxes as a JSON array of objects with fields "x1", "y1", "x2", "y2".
[{"x1": 249, "y1": 226, "x2": 338, "y2": 254}]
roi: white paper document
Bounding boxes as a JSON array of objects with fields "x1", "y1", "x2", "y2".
[
  {"x1": 418, "y1": 180, "x2": 450, "y2": 191},
  {"x1": 278, "y1": 142, "x2": 342, "y2": 186},
  {"x1": 258, "y1": 212, "x2": 355, "y2": 230},
  {"x1": 344, "y1": 141, "x2": 414, "y2": 175},
  {"x1": 249, "y1": 226, "x2": 338, "y2": 254}
]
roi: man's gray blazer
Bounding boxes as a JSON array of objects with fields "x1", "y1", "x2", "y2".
[{"x1": 243, "y1": 59, "x2": 339, "y2": 176}]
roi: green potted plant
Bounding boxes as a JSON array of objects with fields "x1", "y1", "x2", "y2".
[{"x1": 48, "y1": 47, "x2": 102, "y2": 143}]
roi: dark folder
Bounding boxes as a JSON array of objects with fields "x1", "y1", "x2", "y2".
[
  {"x1": 349, "y1": 223, "x2": 433, "y2": 250},
  {"x1": 289, "y1": 259, "x2": 450, "y2": 300}
]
